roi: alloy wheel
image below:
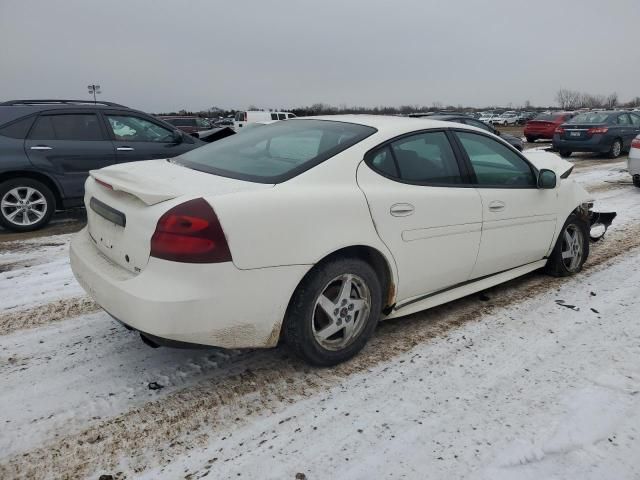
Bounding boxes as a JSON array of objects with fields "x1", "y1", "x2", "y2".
[
  {"x1": 560, "y1": 224, "x2": 584, "y2": 272},
  {"x1": 312, "y1": 273, "x2": 371, "y2": 351},
  {"x1": 1, "y1": 186, "x2": 48, "y2": 227}
]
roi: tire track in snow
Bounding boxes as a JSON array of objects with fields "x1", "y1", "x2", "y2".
[
  {"x1": 0, "y1": 296, "x2": 98, "y2": 336},
  {"x1": 3, "y1": 222, "x2": 640, "y2": 480}
]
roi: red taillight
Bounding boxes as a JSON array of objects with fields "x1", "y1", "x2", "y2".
[
  {"x1": 555, "y1": 126, "x2": 565, "y2": 134},
  {"x1": 95, "y1": 178, "x2": 113, "y2": 190},
  {"x1": 150, "y1": 198, "x2": 232, "y2": 263},
  {"x1": 587, "y1": 127, "x2": 609, "y2": 135},
  {"x1": 632, "y1": 137, "x2": 640, "y2": 149}
]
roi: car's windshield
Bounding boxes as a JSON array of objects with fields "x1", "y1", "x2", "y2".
[
  {"x1": 567, "y1": 112, "x2": 611, "y2": 124},
  {"x1": 176, "y1": 119, "x2": 376, "y2": 183}
]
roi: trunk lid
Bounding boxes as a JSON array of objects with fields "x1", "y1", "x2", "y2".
[
  {"x1": 560, "y1": 123, "x2": 606, "y2": 141},
  {"x1": 86, "y1": 159, "x2": 273, "y2": 273}
]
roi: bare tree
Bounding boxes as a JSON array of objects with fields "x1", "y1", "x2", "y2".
[{"x1": 556, "y1": 88, "x2": 581, "y2": 110}]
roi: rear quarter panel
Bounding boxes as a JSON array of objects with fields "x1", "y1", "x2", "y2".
[{"x1": 209, "y1": 142, "x2": 399, "y2": 286}]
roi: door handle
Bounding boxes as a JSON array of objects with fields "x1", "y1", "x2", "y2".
[
  {"x1": 390, "y1": 203, "x2": 415, "y2": 217},
  {"x1": 30, "y1": 146, "x2": 52, "y2": 150},
  {"x1": 488, "y1": 200, "x2": 505, "y2": 212},
  {"x1": 116, "y1": 147, "x2": 135, "y2": 151}
]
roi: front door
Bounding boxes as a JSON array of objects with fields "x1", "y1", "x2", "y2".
[
  {"x1": 357, "y1": 130, "x2": 483, "y2": 301},
  {"x1": 24, "y1": 112, "x2": 116, "y2": 199},
  {"x1": 452, "y1": 130, "x2": 558, "y2": 278},
  {"x1": 102, "y1": 112, "x2": 194, "y2": 163}
]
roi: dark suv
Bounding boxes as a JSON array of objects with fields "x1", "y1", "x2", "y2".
[{"x1": 0, "y1": 100, "x2": 204, "y2": 232}]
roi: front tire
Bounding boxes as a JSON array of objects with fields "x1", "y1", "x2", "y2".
[
  {"x1": 545, "y1": 214, "x2": 589, "y2": 277},
  {"x1": 283, "y1": 257, "x2": 382, "y2": 366},
  {"x1": 526, "y1": 136, "x2": 536, "y2": 143},
  {"x1": 0, "y1": 178, "x2": 55, "y2": 232},
  {"x1": 608, "y1": 139, "x2": 622, "y2": 159}
]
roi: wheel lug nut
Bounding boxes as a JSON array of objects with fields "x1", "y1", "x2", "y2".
[
  {"x1": 341, "y1": 299, "x2": 347, "y2": 306},
  {"x1": 348, "y1": 304, "x2": 354, "y2": 310},
  {"x1": 334, "y1": 309, "x2": 339, "y2": 315},
  {"x1": 346, "y1": 315, "x2": 351, "y2": 322}
]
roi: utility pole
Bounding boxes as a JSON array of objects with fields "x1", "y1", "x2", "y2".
[{"x1": 87, "y1": 84, "x2": 101, "y2": 103}]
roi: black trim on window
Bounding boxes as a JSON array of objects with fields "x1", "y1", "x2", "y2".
[
  {"x1": 363, "y1": 128, "x2": 475, "y2": 188},
  {"x1": 449, "y1": 129, "x2": 540, "y2": 189}
]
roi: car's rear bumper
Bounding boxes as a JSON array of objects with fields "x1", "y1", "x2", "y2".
[
  {"x1": 523, "y1": 128, "x2": 555, "y2": 139},
  {"x1": 70, "y1": 228, "x2": 309, "y2": 349},
  {"x1": 552, "y1": 134, "x2": 612, "y2": 153}
]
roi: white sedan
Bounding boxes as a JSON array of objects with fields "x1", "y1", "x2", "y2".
[
  {"x1": 629, "y1": 134, "x2": 640, "y2": 187},
  {"x1": 70, "y1": 116, "x2": 606, "y2": 365}
]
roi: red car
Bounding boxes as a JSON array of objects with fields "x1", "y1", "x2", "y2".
[{"x1": 524, "y1": 112, "x2": 575, "y2": 142}]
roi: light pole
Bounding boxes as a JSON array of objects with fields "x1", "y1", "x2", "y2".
[{"x1": 87, "y1": 84, "x2": 101, "y2": 103}]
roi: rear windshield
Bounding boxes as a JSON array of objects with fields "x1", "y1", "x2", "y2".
[
  {"x1": 567, "y1": 112, "x2": 610, "y2": 124},
  {"x1": 534, "y1": 113, "x2": 565, "y2": 121},
  {"x1": 176, "y1": 119, "x2": 376, "y2": 183}
]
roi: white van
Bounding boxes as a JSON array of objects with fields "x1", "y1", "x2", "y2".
[{"x1": 234, "y1": 110, "x2": 296, "y2": 129}]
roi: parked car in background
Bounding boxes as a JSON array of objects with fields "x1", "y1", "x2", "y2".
[
  {"x1": 159, "y1": 116, "x2": 214, "y2": 138},
  {"x1": 234, "y1": 110, "x2": 296, "y2": 129},
  {"x1": 524, "y1": 112, "x2": 575, "y2": 143},
  {"x1": 628, "y1": 135, "x2": 640, "y2": 187},
  {"x1": 516, "y1": 112, "x2": 537, "y2": 125},
  {"x1": 0, "y1": 99, "x2": 204, "y2": 231},
  {"x1": 71, "y1": 115, "x2": 610, "y2": 366},
  {"x1": 492, "y1": 111, "x2": 518, "y2": 126},
  {"x1": 479, "y1": 113, "x2": 497, "y2": 124},
  {"x1": 214, "y1": 117, "x2": 235, "y2": 127},
  {"x1": 553, "y1": 111, "x2": 640, "y2": 158},
  {"x1": 421, "y1": 114, "x2": 524, "y2": 150}
]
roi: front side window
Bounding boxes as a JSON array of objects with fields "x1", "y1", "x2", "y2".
[
  {"x1": 176, "y1": 119, "x2": 376, "y2": 183},
  {"x1": 106, "y1": 115, "x2": 173, "y2": 142},
  {"x1": 278, "y1": 113, "x2": 286, "y2": 120},
  {"x1": 455, "y1": 131, "x2": 536, "y2": 187},
  {"x1": 29, "y1": 114, "x2": 103, "y2": 141},
  {"x1": 387, "y1": 131, "x2": 461, "y2": 184}
]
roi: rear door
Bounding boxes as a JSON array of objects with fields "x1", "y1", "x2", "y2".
[
  {"x1": 615, "y1": 114, "x2": 635, "y2": 149},
  {"x1": 629, "y1": 113, "x2": 640, "y2": 140},
  {"x1": 357, "y1": 130, "x2": 483, "y2": 301},
  {"x1": 102, "y1": 111, "x2": 195, "y2": 162},
  {"x1": 24, "y1": 111, "x2": 115, "y2": 199},
  {"x1": 452, "y1": 130, "x2": 558, "y2": 278}
]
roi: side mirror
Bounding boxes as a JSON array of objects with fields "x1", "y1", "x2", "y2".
[
  {"x1": 538, "y1": 169, "x2": 556, "y2": 189},
  {"x1": 171, "y1": 130, "x2": 184, "y2": 144}
]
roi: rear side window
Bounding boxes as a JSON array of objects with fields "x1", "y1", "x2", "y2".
[
  {"x1": 270, "y1": 113, "x2": 278, "y2": 120},
  {"x1": 0, "y1": 116, "x2": 35, "y2": 139},
  {"x1": 277, "y1": 113, "x2": 286, "y2": 120},
  {"x1": 29, "y1": 114, "x2": 103, "y2": 141},
  {"x1": 456, "y1": 131, "x2": 536, "y2": 187},
  {"x1": 368, "y1": 131, "x2": 462, "y2": 185},
  {"x1": 630, "y1": 113, "x2": 640, "y2": 126},
  {"x1": 616, "y1": 114, "x2": 631, "y2": 125}
]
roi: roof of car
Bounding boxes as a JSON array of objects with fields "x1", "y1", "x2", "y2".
[{"x1": 300, "y1": 114, "x2": 456, "y2": 132}]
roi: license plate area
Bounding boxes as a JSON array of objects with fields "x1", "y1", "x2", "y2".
[
  {"x1": 569, "y1": 131, "x2": 582, "y2": 137},
  {"x1": 90, "y1": 197, "x2": 126, "y2": 227}
]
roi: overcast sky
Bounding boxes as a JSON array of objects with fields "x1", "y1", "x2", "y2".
[{"x1": 1, "y1": 0, "x2": 639, "y2": 112}]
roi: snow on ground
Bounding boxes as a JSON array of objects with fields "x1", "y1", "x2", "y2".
[
  {"x1": 0, "y1": 234, "x2": 83, "y2": 312},
  {"x1": 1, "y1": 157, "x2": 640, "y2": 479},
  {"x1": 142, "y1": 248, "x2": 640, "y2": 480}
]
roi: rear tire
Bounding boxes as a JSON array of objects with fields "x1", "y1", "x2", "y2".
[
  {"x1": 0, "y1": 178, "x2": 55, "y2": 232},
  {"x1": 559, "y1": 150, "x2": 572, "y2": 158},
  {"x1": 633, "y1": 175, "x2": 640, "y2": 188},
  {"x1": 608, "y1": 139, "x2": 622, "y2": 159},
  {"x1": 283, "y1": 257, "x2": 382, "y2": 366},
  {"x1": 545, "y1": 214, "x2": 589, "y2": 277}
]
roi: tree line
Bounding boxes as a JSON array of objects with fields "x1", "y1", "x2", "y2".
[{"x1": 555, "y1": 88, "x2": 640, "y2": 110}]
